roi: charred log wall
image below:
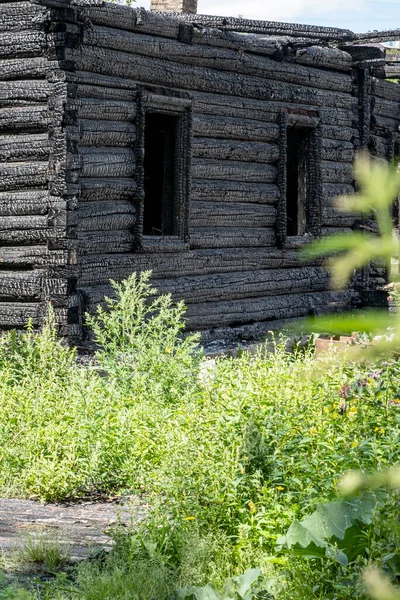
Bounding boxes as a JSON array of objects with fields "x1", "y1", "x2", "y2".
[
  {"x1": 65, "y1": 4, "x2": 362, "y2": 335},
  {"x1": 0, "y1": 0, "x2": 80, "y2": 336},
  {"x1": 4, "y1": 1, "x2": 400, "y2": 339}
]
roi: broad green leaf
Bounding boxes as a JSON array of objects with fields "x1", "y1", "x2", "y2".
[
  {"x1": 224, "y1": 568, "x2": 263, "y2": 599},
  {"x1": 276, "y1": 492, "x2": 383, "y2": 565},
  {"x1": 175, "y1": 585, "x2": 223, "y2": 600}
]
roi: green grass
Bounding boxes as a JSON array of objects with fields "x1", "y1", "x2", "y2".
[{"x1": 0, "y1": 272, "x2": 399, "y2": 599}]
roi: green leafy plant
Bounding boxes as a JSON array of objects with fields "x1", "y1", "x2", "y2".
[
  {"x1": 276, "y1": 491, "x2": 384, "y2": 565},
  {"x1": 175, "y1": 568, "x2": 268, "y2": 600}
]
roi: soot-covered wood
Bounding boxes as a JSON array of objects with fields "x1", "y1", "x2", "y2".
[{"x1": 0, "y1": 0, "x2": 399, "y2": 340}]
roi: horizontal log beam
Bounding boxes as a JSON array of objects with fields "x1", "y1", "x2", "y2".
[
  {"x1": 321, "y1": 139, "x2": 354, "y2": 162},
  {"x1": 372, "y1": 78, "x2": 400, "y2": 103},
  {"x1": 185, "y1": 290, "x2": 353, "y2": 329},
  {"x1": 0, "y1": 133, "x2": 49, "y2": 162},
  {"x1": 191, "y1": 180, "x2": 279, "y2": 204},
  {"x1": 321, "y1": 161, "x2": 354, "y2": 184},
  {"x1": 0, "y1": 105, "x2": 48, "y2": 132},
  {"x1": 191, "y1": 159, "x2": 277, "y2": 183},
  {"x1": 80, "y1": 178, "x2": 137, "y2": 202},
  {"x1": 292, "y1": 46, "x2": 352, "y2": 71},
  {"x1": 0, "y1": 270, "x2": 43, "y2": 300},
  {"x1": 0, "y1": 246, "x2": 67, "y2": 267},
  {"x1": 0, "y1": 302, "x2": 41, "y2": 328},
  {"x1": 0, "y1": 81, "x2": 50, "y2": 107},
  {"x1": 69, "y1": 45, "x2": 356, "y2": 108},
  {"x1": 82, "y1": 266, "x2": 330, "y2": 306},
  {"x1": 0, "y1": 30, "x2": 47, "y2": 59},
  {"x1": 71, "y1": 98, "x2": 137, "y2": 121},
  {"x1": 191, "y1": 201, "x2": 276, "y2": 227},
  {"x1": 78, "y1": 247, "x2": 322, "y2": 285},
  {"x1": 0, "y1": 190, "x2": 49, "y2": 216},
  {"x1": 77, "y1": 230, "x2": 134, "y2": 254},
  {"x1": 0, "y1": 163, "x2": 48, "y2": 191},
  {"x1": 79, "y1": 120, "x2": 136, "y2": 146},
  {"x1": 189, "y1": 227, "x2": 276, "y2": 248},
  {"x1": 192, "y1": 138, "x2": 279, "y2": 163},
  {"x1": 0, "y1": 57, "x2": 50, "y2": 81},
  {"x1": 193, "y1": 115, "x2": 279, "y2": 142},
  {"x1": 0, "y1": 2, "x2": 46, "y2": 33},
  {"x1": 84, "y1": 26, "x2": 352, "y2": 93},
  {"x1": 79, "y1": 148, "x2": 135, "y2": 178}
]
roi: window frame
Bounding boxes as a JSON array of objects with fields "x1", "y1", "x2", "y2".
[
  {"x1": 134, "y1": 89, "x2": 192, "y2": 253},
  {"x1": 277, "y1": 111, "x2": 323, "y2": 248}
]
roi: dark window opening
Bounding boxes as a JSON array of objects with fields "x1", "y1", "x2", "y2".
[
  {"x1": 143, "y1": 113, "x2": 178, "y2": 236},
  {"x1": 286, "y1": 128, "x2": 311, "y2": 236}
]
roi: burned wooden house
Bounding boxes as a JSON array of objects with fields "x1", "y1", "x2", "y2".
[{"x1": 2, "y1": 0, "x2": 400, "y2": 342}]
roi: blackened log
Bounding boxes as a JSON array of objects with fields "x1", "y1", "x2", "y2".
[
  {"x1": 77, "y1": 230, "x2": 134, "y2": 254},
  {"x1": 77, "y1": 200, "x2": 136, "y2": 231},
  {"x1": 191, "y1": 159, "x2": 277, "y2": 183},
  {"x1": 0, "y1": 190, "x2": 49, "y2": 216},
  {"x1": 322, "y1": 207, "x2": 360, "y2": 226},
  {"x1": 78, "y1": 247, "x2": 321, "y2": 285},
  {"x1": 321, "y1": 139, "x2": 354, "y2": 162},
  {"x1": 185, "y1": 290, "x2": 353, "y2": 329},
  {"x1": 322, "y1": 183, "x2": 354, "y2": 204},
  {"x1": 68, "y1": 45, "x2": 357, "y2": 108},
  {"x1": 84, "y1": 26, "x2": 352, "y2": 92},
  {"x1": 76, "y1": 83, "x2": 135, "y2": 102},
  {"x1": 371, "y1": 114, "x2": 400, "y2": 133},
  {"x1": 191, "y1": 180, "x2": 279, "y2": 204},
  {"x1": 372, "y1": 78, "x2": 400, "y2": 102},
  {"x1": 0, "y1": 31, "x2": 47, "y2": 59},
  {"x1": 343, "y1": 45, "x2": 384, "y2": 61},
  {"x1": 0, "y1": 105, "x2": 48, "y2": 132},
  {"x1": 83, "y1": 266, "x2": 330, "y2": 306},
  {"x1": 0, "y1": 270, "x2": 43, "y2": 300},
  {"x1": 191, "y1": 92, "x2": 355, "y2": 127},
  {"x1": 321, "y1": 124, "x2": 358, "y2": 142},
  {"x1": 0, "y1": 246, "x2": 67, "y2": 267},
  {"x1": 372, "y1": 97, "x2": 400, "y2": 121},
  {"x1": 0, "y1": 57, "x2": 51, "y2": 81},
  {"x1": 80, "y1": 177, "x2": 137, "y2": 202},
  {"x1": 72, "y1": 98, "x2": 137, "y2": 121},
  {"x1": 292, "y1": 46, "x2": 352, "y2": 71},
  {"x1": 321, "y1": 161, "x2": 354, "y2": 184},
  {"x1": 0, "y1": 303, "x2": 40, "y2": 327},
  {"x1": 0, "y1": 2, "x2": 46, "y2": 33},
  {"x1": 0, "y1": 81, "x2": 50, "y2": 107},
  {"x1": 192, "y1": 138, "x2": 279, "y2": 163},
  {"x1": 83, "y1": 5, "x2": 180, "y2": 39},
  {"x1": 193, "y1": 115, "x2": 279, "y2": 142},
  {"x1": 191, "y1": 201, "x2": 276, "y2": 227},
  {"x1": 0, "y1": 163, "x2": 48, "y2": 191},
  {"x1": 79, "y1": 148, "x2": 135, "y2": 178},
  {"x1": 189, "y1": 227, "x2": 276, "y2": 248},
  {"x1": 173, "y1": 13, "x2": 353, "y2": 42},
  {"x1": 79, "y1": 120, "x2": 136, "y2": 146},
  {"x1": 0, "y1": 133, "x2": 49, "y2": 162}
]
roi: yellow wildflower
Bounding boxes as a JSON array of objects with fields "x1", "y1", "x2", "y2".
[
  {"x1": 349, "y1": 406, "x2": 357, "y2": 415},
  {"x1": 276, "y1": 486, "x2": 284, "y2": 491},
  {"x1": 184, "y1": 516, "x2": 196, "y2": 521},
  {"x1": 374, "y1": 427, "x2": 380, "y2": 432},
  {"x1": 310, "y1": 427, "x2": 318, "y2": 435},
  {"x1": 351, "y1": 441, "x2": 358, "y2": 448},
  {"x1": 380, "y1": 428, "x2": 385, "y2": 434},
  {"x1": 248, "y1": 501, "x2": 256, "y2": 514}
]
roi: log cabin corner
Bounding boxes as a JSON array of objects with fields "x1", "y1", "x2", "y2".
[{"x1": 1, "y1": 0, "x2": 400, "y2": 343}]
